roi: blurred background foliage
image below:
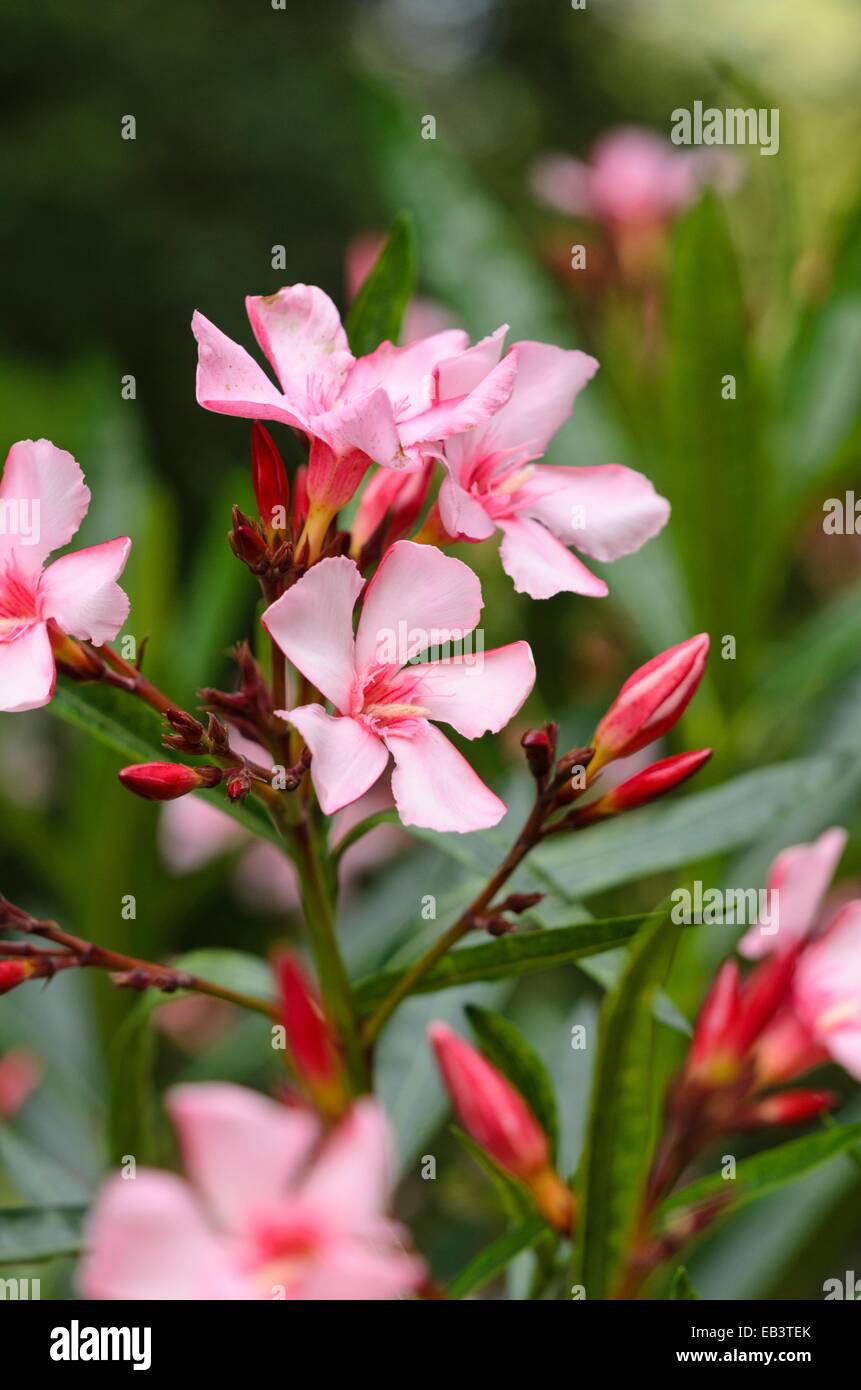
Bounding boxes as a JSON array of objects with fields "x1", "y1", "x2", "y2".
[{"x1": 2, "y1": 0, "x2": 861, "y2": 1298}]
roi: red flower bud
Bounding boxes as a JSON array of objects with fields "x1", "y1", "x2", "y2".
[
  {"x1": 521, "y1": 724, "x2": 557, "y2": 782},
  {"x1": 292, "y1": 464, "x2": 308, "y2": 530},
  {"x1": 0, "y1": 961, "x2": 36, "y2": 995},
  {"x1": 577, "y1": 749, "x2": 712, "y2": 824},
  {"x1": 743, "y1": 1089, "x2": 836, "y2": 1127},
  {"x1": 590, "y1": 634, "x2": 709, "y2": 775},
  {"x1": 728, "y1": 947, "x2": 800, "y2": 1058},
  {"x1": 251, "y1": 423, "x2": 289, "y2": 532},
  {"x1": 688, "y1": 959, "x2": 744, "y2": 1079},
  {"x1": 276, "y1": 954, "x2": 344, "y2": 1115},
  {"x1": 118, "y1": 763, "x2": 223, "y2": 801},
  {"x1": 429, "y1": 1022, "x2": 574, "y2": 1231},
  {"x1": 429, "y1": 1022, "x2": 549, "y2": 1178}
]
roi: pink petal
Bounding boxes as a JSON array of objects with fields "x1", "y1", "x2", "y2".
[
  {"x1": 283, "y1": 705, "x2": 389, "y2": 815},
  {"x1": 437, "y1": 471, "x2": 497, "y2": 541},
  {"x1": 355, "y1": 540, "x2": 482, "y2": 672},
  {"x1": 262, "y1": 556, "x2": 363, "y2": 711},
  {"x1": 313, "y1": 387, "x2": 405, "y2": 470},
  {"x1": 0, "y1": 621, "x2": 56, "y2": 712},
  {"x1": 432, "y1": 325, "x2": 508, "y2": 399},
  {"x1": 346, "y1": 330, "x2": 469, "y2": 419},
  {"x1": 192, "y1": 310, "x2": 306, "y2": 427},
  {"x1": 483, "y1": 341, "x2": 599, "y2": 460},
  {"x1": 0, "y1": 439, "x2": 90, "y2": 574},
  {"x1": 39, "y1": 536, "x2": 131, "y2": 645},
  {"x1": 414, "y1": 641, "x2": 535, "y2": 739},
  {"x1": 167, "y1": 1083, "x2": 320, "y2": 1233},
  {"x1": 498, "y1": 517, "x2": 608, "y2": 599},
  {"x1": 794, "y1": 901, "x2": 861, "y2": 1079},
  {"x1": 79, "y1": 1171, "x2": 245, "y2": 1300},
  {"x1": 524, "y1": 463, "x2": 670, "y2": 561},
  {"x1": 292, "y1": 1237, "x2": 424, "y2": 1300},
  {"x1": 300, "y1": 1098, "x2": 392, "y2": 1230},
  {"x1": 245, "y1": 285, "x2": 352, "y2": 409},
  {"x1": 739, "y1": 828, "x2": 848, "y2": 959},
  {"x1": 397, "y1": 351, "x2": 518, "y2": 449},
  {"x1": 385, "y1": 722, "x2": 506, "y2": 832}
]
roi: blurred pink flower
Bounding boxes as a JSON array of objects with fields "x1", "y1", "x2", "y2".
[
  {"x1": 79, "y1": 1084, "x2": 424, "y2": 1300},
  {"x1": 436, "y1": 339, "x2": 669, "y2": 598},
  {"x1": 738, "y1": 827, "x2": 848, "y2": 959},
  {"x1": 192, "y1": 285, "x2": 516, "y2": 474},
  {"x1": 531, "y1": 126, "x2": 732, "y2": 229},
  {"x1": 0, "y1": 439, "x2": 131, "y2": 712},
  {"x1": 0, "y1": 1047, "x2": 41, "y2": 1117},
  {"x1": 794, "y1": 902, "x2": 861, "y2": 1080},
  {"x1": 262, "y1": 541, "x2": 535, "y2": 832}
]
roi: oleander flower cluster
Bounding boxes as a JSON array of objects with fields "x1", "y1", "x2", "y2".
[{"x1": 1, "y1": 253, "x2": 859, "y2": 1303}]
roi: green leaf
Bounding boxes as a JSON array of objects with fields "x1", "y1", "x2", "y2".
[
  {"x1": 574, "y1": 910, "x2": 680, "y2": 1300},
  {"x1": 345, "y1": 212, "x2": 416, "y2": 356},
  {"x1": 660, "y1": 1123, "x2": 861, "y2": 1224},
  {"x1": 775, "y1": 190, "x2": 861, "y2": 507},
  {"x1": 0, "y1": 1205, "x2": 87, "y2": 1264},
  {"x1": 447, "y1": 1215, "x2": 546, "y2": 1300},
  {"x1": 465, "y1": 1004, "x2": 559, "y2": 1161},
  {"x1": 670, "y1": 1266, "x2": 699, "y2": 1300},
  {"x1": 663, "y1": 195, "x2": 766, "y2": 682},
  {"x1": 352, "y1": 914, "x2": 652, "y2": 1011},
  {"x1": 528, "y1": 758, "x2": 845, "y2": 900},
  {"x1": 50, "y1": 680, "x2": 281, "y2": 847}
]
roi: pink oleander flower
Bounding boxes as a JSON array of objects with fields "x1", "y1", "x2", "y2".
[
  {"x1": 192, "y1": 285, "x2": 517, "y2": 478},
  {"x1": 0, "y1": 440, "x2": 131, "y2": 712},
  {"x1": 435, "y1": 339, "x2": 669, "y2": 599},
  {"x1": 738, "y1": 827, "x2": 848, "y2": 960},
  {"x1": 531, "y1": 128, "x2": 704, "y2": 229},
  {"x1": 79, "y1": 1084, "x2": 424, "y2": 1301},
  {"x1": 793, "y1": 902, "x2": 861, "y2": 1080},
  {"x1": 261, "y1": 540, "x2": 536, "y2": 833}
]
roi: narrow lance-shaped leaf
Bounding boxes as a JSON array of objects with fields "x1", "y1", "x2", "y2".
[
  {"x1": 447, "y1": 1215, "x2": 546, "y2": 1300},
  {"x1": 345, "y1": 211, "x2": 417, "y2": 356},
  {"x1": 573, "y1": 909, "x2": 681, "y2": 1299}
]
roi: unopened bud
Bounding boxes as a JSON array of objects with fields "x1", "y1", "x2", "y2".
[
  {"x1": 118, "y1": 763, "x2": 223, "y2": 801},
  {"x1": 276, "y1": 953, "x2": 345, "y2": 1115},
  {"x1": 590, "y1": 634, "x2": 709, "y2": 775},
  {"x1": 742, "y1": 1089, "x2": 836, "y2": 1127},
  {"x1": 573, "y1": 749, "x2": 712, "y2": 825},
  {"x1": 521, "y1": 724, "x2": 557, "y2": 783},
  {"x1": 251, "y1": 422, "x2": 290, "y2": 532},
  {"x1": 0, "y1": 960, "x2": 37, "y2": 995}
]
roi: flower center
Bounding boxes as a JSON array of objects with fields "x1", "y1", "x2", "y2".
[
  {"x1": 352, "y1": 664, "x2": 429, "y2": 734},
  {"x1": 0, "y1": 562, "x2": 40, "y2": 643}
]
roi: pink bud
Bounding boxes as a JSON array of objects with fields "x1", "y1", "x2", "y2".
[
  {"x1": 744, "y1": 1089, "x2": 836, "y2": 1127},
  {"x1": 726, "y1": 948, "x2": 800, "y2": 1058},
  {"x1": 350, "y1": 462, "x2": 433, "y2": 553},
  {"x1": 590, "y1": 634, "x2": 709, "y2": 774},
  {"x1": 307, "y1": 440, "x2": 369, "y2": 516},
  {"x1": 118, "y1": 763, "x2": 222, "y2": 802},
  {"x1": 577, "y1": 748, "x2": 712, "y2": 823},
  {"x1": 251, "y1": 423, "x2": 289, "y2": 531},
  {"x1": 428, "y1": 1022, "x2": 549, "y2": 1179},
  {"x1": 276, "y1": 954, "x2": 343, "y2": 1112},
  {"x1": 688, "y1": 959, "x2": 743, "y2": 1076}
]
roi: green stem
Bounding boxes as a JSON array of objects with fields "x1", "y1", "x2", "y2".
[
  {"x1": 285, "y1": 815, "x2": 369, "y2": 1093},
  {"x1": 361, "y1": 790, "x2": 549, "y2": 1046}
]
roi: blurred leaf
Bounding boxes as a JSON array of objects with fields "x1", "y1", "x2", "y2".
[
  {"x1": 0, "y1": 1124, "x2": 93, "y2": 1204},
  {"x1": 574, "y1": 910, "x2": 680, "y2": 1300},
  {"x1": 528, "y1": 757, "x2": 845, "y2": 899},
  {"x1": 353, "y1": 915, "x2": 651, "y2": 1010},
  {"x1": 331, "y1": 808, "x2": 401, "y2": 868},
  {"x1": 0, "y1": 1205, "x2": 86, "y2": 1264},
  {"x1": 106, "y1": 950, "x2": 273, "y2": 1165},
  {"x1": 664, "y1": 195, "x2": 766, "y2": 682},
  {"x1": 466, "y1": 1004, "x2": 559, "y2": 1161},
  {"x1": 452, "y1": 1125, "x2": 532, "y2": 1222},
  {"x1": 345, "y1": 212, "x2": 416, "y2": 355},
  {"x1": 669, "y1": 1266, "x2": 699, "y2": 1300},
  {"x1": 50, "y1": 681, "x2": 281, "y2": 847},
  {"x1": 447, "y1": 1215, "x2": 545, "y2": 1300},
  {"x1": 661, "y1": 1122, "x2": 861, "y2": 1223},
  {"x1": 775, "y1": 190, "x2": 861, "y2": 507}
]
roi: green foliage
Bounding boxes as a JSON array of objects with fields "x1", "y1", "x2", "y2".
[{"x1": 345, "y1": 212, "x2": 416, "y2": 355}]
